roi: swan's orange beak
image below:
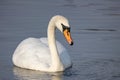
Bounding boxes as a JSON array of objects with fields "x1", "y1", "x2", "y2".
[{"x1": 63, "y1": 29, "x2": 73, "y2": 45}]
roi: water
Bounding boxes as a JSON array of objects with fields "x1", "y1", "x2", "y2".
[{"x1": 0, "y1": 0, "x2": 120, "y2": 80}]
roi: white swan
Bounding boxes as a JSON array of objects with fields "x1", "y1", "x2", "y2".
[{"x1": 12, "y1": 15, "x2": 73, "y2": 72}]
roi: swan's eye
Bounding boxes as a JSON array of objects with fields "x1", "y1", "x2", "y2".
[{"x1": 61, "y1": 23, "x2": 70, "y2": 32}]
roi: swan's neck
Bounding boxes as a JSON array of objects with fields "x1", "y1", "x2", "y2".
[{"x1": 47, "y1": 21, "x2": 64, "y2": 71}]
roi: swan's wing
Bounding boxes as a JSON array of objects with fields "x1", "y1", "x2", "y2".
[
  {"x1": 12, "y1": 37, "x2": 51, "y2": 70},
  {"x1": 13, "y1": 37, "x2": 72, "y2": 70}
]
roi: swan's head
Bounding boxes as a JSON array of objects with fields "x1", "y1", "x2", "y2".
[{"x1": 54, "y1": 15, "x2": 73, "y2": 45}]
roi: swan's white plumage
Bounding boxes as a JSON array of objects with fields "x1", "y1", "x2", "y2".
[
  {"x1": 13, "y1": 38, "x2": 50, "y2": 70},
  {"x1": 13, "y1": 37, "x2": 71, "y2": 71},
  {"x1": 12, "y1": 15, "x2": 72, "y2": 72}
]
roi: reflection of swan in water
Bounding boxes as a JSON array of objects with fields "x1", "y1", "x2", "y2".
[{"x1": 13, "y1": 66, "x2": 63, "y2": 80}]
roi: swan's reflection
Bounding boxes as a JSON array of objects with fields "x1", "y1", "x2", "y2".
[{"x1": 13, "y1": 66, "x2": 63, "y2": 80}]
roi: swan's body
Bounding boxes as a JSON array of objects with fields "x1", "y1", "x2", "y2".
[{"x1": 12, "y1": 15, "x2": 73, "y2": 72}]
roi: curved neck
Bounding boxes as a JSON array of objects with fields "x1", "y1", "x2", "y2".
[{"x1": 47, "y1": 20, "x2": 64, "y2": 71}]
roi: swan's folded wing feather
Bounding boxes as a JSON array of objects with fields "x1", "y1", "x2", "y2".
[{"x1": 13, "y1": 37, "x2": 51, "y2": 70}]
